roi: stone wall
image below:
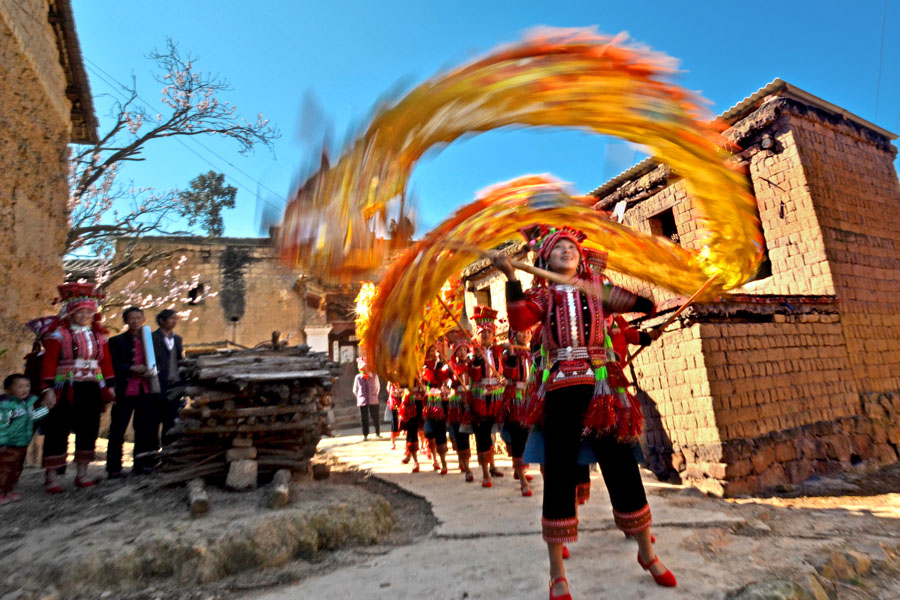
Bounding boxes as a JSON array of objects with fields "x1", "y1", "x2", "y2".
[
  {"x1": 0, "y1": 0, "x2": 72, "y2": 376},
  {"x1": 106, "y1": 237, "x2": 307, "y2": 350}
]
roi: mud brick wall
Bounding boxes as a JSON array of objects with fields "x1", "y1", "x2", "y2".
[
  {"x1": 107, "y1": 238, "x2": 306, "y2": 349},
  {"x1": 789, "y1": 112, "x2": 900, "y2": 394},
  {"x1": 0, "y1": 0, "x2": 72, "y2": 376},
  {"x1": 630, "y1": 321, "x2": 716, "y2": 477}
]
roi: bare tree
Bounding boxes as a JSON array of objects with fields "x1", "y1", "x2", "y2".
[{"x1": 68, "y1": 39, "x2": 280, "y2": 296}]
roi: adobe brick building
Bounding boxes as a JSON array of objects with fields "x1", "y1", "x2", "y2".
[
  {"x1": 0, "y1": 0, "x2": 97, "y2": 376},
  {"x1": 464, "y1": 79, "x2": 900, "y2": 496}
]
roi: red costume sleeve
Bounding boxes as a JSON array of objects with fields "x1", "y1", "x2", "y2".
[
  {"x1": 505, "y1": 281, "x2": 547, "y2": 332},
  {"x1": 40, "y1": 337, "x2": 61, "y2": 389},
  {"x1": 615, "y1": 315, "x2": 642, "y2": 345}
]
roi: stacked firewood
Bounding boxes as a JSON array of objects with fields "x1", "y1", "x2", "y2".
[{"x1": 158, "y1": 345, "x2": 340, "y2": 488}]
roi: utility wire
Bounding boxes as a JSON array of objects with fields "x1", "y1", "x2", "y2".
[
  {"x1": 874, "y1": 0, "x2": 887, "y2": 121},
  {"x1": 83, "y1": 57, "x2": 287, "y2": 210}
]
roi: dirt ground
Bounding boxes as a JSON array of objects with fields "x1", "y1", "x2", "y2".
[
  {"x1": 0, "y1": 454, "x2": 436, "y2": 600},
  {"x1": 2, "y1": 443, "x2": 899, "y2": 600}
]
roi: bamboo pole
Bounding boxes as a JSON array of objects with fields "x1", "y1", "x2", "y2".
[{"x1": 623, "y1": 275, "x2": 718, "y2": 368}]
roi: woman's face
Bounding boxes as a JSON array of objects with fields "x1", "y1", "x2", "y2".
[
  {"x1": 547, "y1": 239, "x2": 580, "y2": 275},
  {"x1": 515, "y1": 330, "x2": 531, "y2": 346},
  {"x1": 454, "y1": 345, "x2": 468, "y2": 361},
  {"x1": 478, "y1": 329, "x2": 494, "y2": 346},
  {"x1": 70, "y1": 308, "x2": 94, "y2": 326}
]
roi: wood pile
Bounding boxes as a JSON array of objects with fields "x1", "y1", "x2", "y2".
[{"x1": 158, "y1": 345, "x2": 340, "y2": 488}]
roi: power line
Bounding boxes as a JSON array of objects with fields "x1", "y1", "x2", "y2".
[
  {"x1": 83, "y1": 57, "x2": 287, "y2": 208},
  {"x1": 874, "y1": 0, "x2": 887, "y2": 121}
]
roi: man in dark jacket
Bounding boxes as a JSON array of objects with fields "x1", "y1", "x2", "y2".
[
  {"x1": 106, "y1": 307, "x2": 161, "y2": 477},
  {"x1": 152, "y1": 309, "x2": 184, "y2": 445}
]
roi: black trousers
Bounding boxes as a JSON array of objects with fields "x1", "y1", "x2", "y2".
[
  {"x1": 505, "y1": 421, "x2": 530, "y2": 459},
  {"x1": 448, "y1": 423, "x2": 470, "y2": 451},
  {"x1": 542, "y1": 385, "x2": 649, "y2": 541},
  {"x1": 42, "y1": 382, "x2": 102, "y2": 469},
  {"x1": 390, "y1": 409, "x2": 400, "y2": 433},
  {"x1": 472, "y1": 417, "x2": 495, "y2": 455},
  {"x1": 405, "y1": 400, "x2": 423, "y2": 446},
  {"x1": 359, "y1": 404, "x2": 380, "y2": 437},
  {"x1": 107, "y1": 393, "x2": 162, "y2": 473},
  {"x1": 424, "y1": 418, "x2": 447, "y2": 445}
]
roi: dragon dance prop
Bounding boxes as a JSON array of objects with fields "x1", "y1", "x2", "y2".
[{"x1": 279, "y1": 28, "x2": 764, "y2": 384}]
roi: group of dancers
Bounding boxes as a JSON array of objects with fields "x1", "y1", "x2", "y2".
[{"x1": 378, "y1": 224, "x2": 676, "y2": 598}]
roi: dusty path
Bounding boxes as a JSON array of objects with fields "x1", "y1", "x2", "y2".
[{"x1": 255, "y1": 430, "x2": 900, "y2": 600}]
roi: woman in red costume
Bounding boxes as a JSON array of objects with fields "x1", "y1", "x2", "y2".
[
  {"x1": 447, "y1": 337, "x2": 474, "y2": 482},
  {"x1": 501, "y1": 328, "x2": 535, "y2": 496},
  {"x1": 495, "y1": 225, "x2": 676, "y2": 599},
  {"x1": 468, "y1": 306, "x2": 505, "y2": 488},
  {"x1": 39, "y1": 283, "x2": 115, "y2": 493},
  {"x1": 422, "y1": 343, "x2": 452, "y2": 474}
]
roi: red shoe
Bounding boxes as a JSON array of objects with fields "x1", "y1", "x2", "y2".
[
  {"x1": 401, "y1": 454, "x2": 411, "y2": 464},
  {"x1": 74, "y1": 477, "x2": 96, "y2": 489},
  {"x1": 45, "y1": 483, "x2": 63, "y2": 495},
  {"x1": 482, "y1": 479, "x2": 492, "y2": 488},
  {"x1": 440, "y1": 467, "x2": 448, "y2": 475},
  {"x1": 514, "y1": 471, "x2": 534, "y2": 482},
  {"x1": 411, "y1": 464, "x2": 420, "y2": 473},
  {"x1": 549, "y1": 576, "x2": 572, "y2": 600},
  {"x1": 489, "y1": 467, "x2": 504, "y2": 477},
  {"x1": 521, "y1": 486, "x2": 533, "y2": 497},
  {"x1": 465, "y1": 471, "x2": 474, "y2": 483},
  {"x1": 637, "y1": 553, "x2": 677, "y2": 587},
  {"x1": 561, "y1": 545, "x2": 570, "y2": 559},
  {"x1": 433, "y1": 462, "x2": 441, "y2": 471}
]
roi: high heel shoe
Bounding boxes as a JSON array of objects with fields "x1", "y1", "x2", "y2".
[
  {"x1": 561, "y1": 545, "x2": 570, "y2": 559},
  {"x1": 464, "y1": 470, "x2": 474, "y2": 482},
  {"x1": 411, "y1": 464, "x2": 420, "y2": 473},
  {"x1": 513, "y1": 471, "x2": 534, "y2": 482},
  {"x1": 481, "y1": 478, "x2": 492, "y2": 488},
  {"x1": 73, "y1": 477, "x2": 96, "y2": 489},
  {"x1": 637, "y1": 552, "x2": 677, "y2": 587},
  {"x1": 549, "y1": 576, "x2": 572, "y2": 600}
]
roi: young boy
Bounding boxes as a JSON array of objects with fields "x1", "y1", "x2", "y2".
[{"x1": 0, "y1": 374, "x2": 51, "y2": 503}]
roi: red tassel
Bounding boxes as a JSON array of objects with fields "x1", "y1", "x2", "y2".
[
  {"x1": 525, "y1": 395, "x2": 546, "y2": 427},
  {"x1": 584, "y1": 394, "x2": 617, "y2": 434}
]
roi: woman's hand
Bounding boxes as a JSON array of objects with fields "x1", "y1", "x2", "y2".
[
  {"x1": 489, "y1": 251, "x2": 517, "y2": 280},
  {"x1": 41, "y1": 389, "x2": 57, "y2": 410}
]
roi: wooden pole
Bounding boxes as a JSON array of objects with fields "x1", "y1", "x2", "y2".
[
  {"x1": 623, "y1": 275, "x2": 718, "y2": 368},
  {"x1": 446, "y1": 241, "x2": 608, "y2": 300}
]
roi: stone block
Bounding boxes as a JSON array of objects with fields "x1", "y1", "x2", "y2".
[
  {"x1": 725, "y1": 458, "x2": 753, "y2": 479},
  {"x1": 774, "y1": 440, "x2": 797, "y2": 462},
  {"x1": 822, "y1": 435, "x2": 851, "y2": 463},
  {"x1": 873, "y1": 443, "x2": 898, "y2": 465},
  {"x1": 784, "y1": 459, "x2": 815, "y2": 484},
  {"x1": 226, "y1": 459, "x2": 258, "y2": 491},
  {"x1": 750, "y1": 445, "x2": 776, "y2": 473},
  {"x1": 226, "y1": 447, "x2": 257, "y2": 462},
  {"x1": 723, "y1": 475, "x2": 758, "y2": 497},
  {"x1": 759, "y1": 463, "x2": 787, "y2": 489}
]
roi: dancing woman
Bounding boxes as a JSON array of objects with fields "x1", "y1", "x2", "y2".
[{"x1": 495, "y1": 225, "x2": 676, "y2": 599}]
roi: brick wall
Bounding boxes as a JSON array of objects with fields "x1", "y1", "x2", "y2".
[
  {"x1": 789, "y1": 112, "x2": 900, "y2": 394},
  {"x1": 0, "y1": 1, "x2": 72, "y2": 377},
  {"x1": 106, "y1": 238, "x2": 306, "y2": 350}
]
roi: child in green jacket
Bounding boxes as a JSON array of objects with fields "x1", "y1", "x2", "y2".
[{"x1": 1, "y1": 374, "x2": 50, "y2": 503}]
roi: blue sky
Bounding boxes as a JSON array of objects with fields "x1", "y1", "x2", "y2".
[{"x1": 72, "y1": 1, "x2": 900, "y2": 239}]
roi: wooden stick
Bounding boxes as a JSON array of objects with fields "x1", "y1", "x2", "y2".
[
  {"x1": 623, "y1": 275, "x2": 718, "y2": 368},
  {"x1": 447, "y1": 241, "x2": 609, "y2": 300}
]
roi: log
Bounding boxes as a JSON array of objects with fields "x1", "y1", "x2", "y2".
[
  {"x1": 180, "y1": 421, "x2": 317, "y2": 435},
  {"x1": 158, "y1": 463, "x2": 226, "y2": 487},
  {"x1": 187, "y1": 479, "x2": 210, "y2": 516},
  {"x1": 257, "y1": 458, "x2": 310, "y2": 471},
  {"x1": 179, "y1": 405, "x2": 308, "y2": 420},
  {"x1": 213, "y1": 370, "x2": 333, "y2": 382},
  {"x1": 195, "y1": 361, "x2": 329, "y2": 380},
  {"x1": 267, "y1": 469, "x2": 292, "y2": 508}
]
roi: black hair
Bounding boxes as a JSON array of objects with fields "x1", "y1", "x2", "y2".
[
  {"x1": 122, "y1": 306, "x2": 144, "y2": 322},
  {"x1": 3, "y1": 373, "x2": 29, "y2": 390},
  {"x1": 156, "y1": 309, "x2": 177, "y2": 326}
]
